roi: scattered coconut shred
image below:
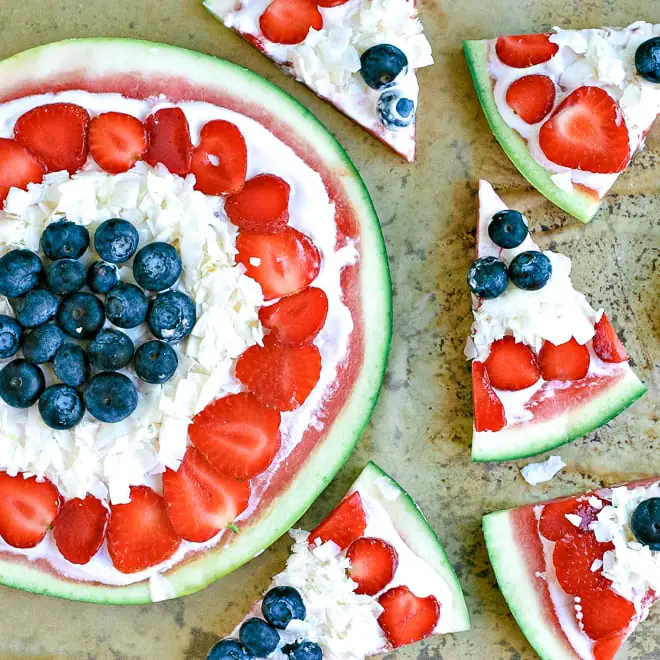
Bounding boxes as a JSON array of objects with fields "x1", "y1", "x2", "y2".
[{"x1": 521, "y1": 455, "x2": 567, "y2": 486}]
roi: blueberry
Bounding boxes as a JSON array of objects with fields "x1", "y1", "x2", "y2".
[
  {"x1": 239, "y1": 618, "x2": 280, "y2": 657},
  {"x1": 40, "y1": 220, "x2": 90, "y2": 260},
  {"x1": 0, "y1": 249, "x2": 43, "y2": 297},
  {"x1": 360, "y1": 44, "x2": 408, "y2": 90},
  {"x1": 635, "y1": 37, "x2": 660, "y2": 84},
  {"x1": 57, "y1": 293, "x2": 105, "y2": 339},
  {"x1": 133, "y1": 242, "x2": 182, "y2": 291},
  {"x1": 0, "y1": 359, "x2": 44, "y2": 408},
  {"x1": 467, "y1": 257, "x2": 508, "y2": 299},
  {"x1": 376, "y1": 90, "x2": 415, "y2": 129},
  {"x1": 147, "y1": 290, "x2": 196, "y2": 342},
  {"x1": 0, "y1": 315, "x2": 22, "y2": 358},
  {"x1": 282, "y1": 641, "x2": 323, "y2": 660},
  {"x1": 83, "y1": 372, "x2": 138, "y2": 423},
  {"x1": 45, "y1": 258, "x2": 86, "y2": 295},
  {"x1": 53, "y1": 343, "x2": 90, "y2": 387},
  {"x1": 134, "y1": 340, "x2": 178, "y2": 384},
  {"x1": 94, "y1": 219, "x2": 139, "y2": 263},
  {"x1": 22, "y1": 323, "x2": 65, "y2": 364},
  {"x1": 508, "y1": 251, "x2": 552, "y2": 291},
  {"x1": 13, "y1": 289, "x2": 59, "y2": 328},
  {"x1": 105, "y1": 283, "x2": 148, "y2": 329},
  {"x1": 88, "y1": 329, "x2": 134, "y2": 371},
  {"x1": 87, "y1": 260, "x2": 120, "y2": 294},
  {"x1": 262, "y1": 586, "x2": 306, "y2": 630},
  {"x1": 207, "y1": 639, "x2": 254, "y2": 660},
  {"x1": 38, "y1": 384, "x2": 85, "y2": 430},
  {"x1": 488, "y1": 210, "x2": 529, "y2": 249},
  {"x1": 631, "y1": 497, "x2": 660, "y2": 551}
]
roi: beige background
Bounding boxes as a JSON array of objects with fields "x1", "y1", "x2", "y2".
[{"x1": 0, "y1": 0, "x2": 658, "y2": 658}]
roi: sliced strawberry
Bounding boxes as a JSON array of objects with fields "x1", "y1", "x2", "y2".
[
  {"x1": 309, "y1": 491, "x2": 367, "y2": 551},
  {"x1": 236, "y1": 227, "x2": 321, "y2": 300},
  {"x1": 107, "y1": 485, "x2": 181, "y2": 574},
  {"x1": 0, "y1": 138, "x2": 45, "y2": 203},
  {"x1": 236, "y1": 343, "x2": 322, "y2": 411},
  {"x1": 144, "y1": 107, "x2": 193, "y2": 177},
  {"x1": 14, "y1": 103, "x2": 90, "y2": 173},
  {"x1": 495, "y1": 33, "x2": 559, "y2": 68},
  {"x1": 225, "y1": 174, "x2": 290, "y2": 233},
  {"x1": 539, "y1": 497, "x2": 605, "y2": 541},
  {"x1": 317, "y1": 0, "x2": 349, "y2": 5},
  {"x1": 484, "y1": 336, "x2": 541, "y2": 391},
  {"x1": 553, "y1": 532, "x2": 613, "y2": 596},
  {"x1": 506, "y1": 75, "x2": 556, "y2": 124},
  {"x1": 538, "y1": 86, "x2": 630, "y2": 174},
  {"x1": 53, "y1": 495, "x2": 108, "y2": 565},
  {"x1": 347, "y1": 537, "x2": 399, "y2": 595},
  {"x1": 259, "y1": 0, "x2": 323, "y2": 45},
  {"x1": 191, "y1": 120, "x2": 247, "y2": 196},
  {"x1": 88, "y1": 112, "x2": 147, "y2": 174},
  {"x1": 189, "y1": 392, "x2": 281, "y2": 480},
  {"x1": 259, "y1": 287, "x2": 328, "y2": 346},
  {"x1": 592, "y1": 314, "x2": 629, "y2": 363},
  {"x1": 163, "y1": 447, "x2": 251, "y2": 543},
  {"x1": 0, "y1": 472, "x2": 61, "y2": 549},
  {"x1": 538, "y1": 338, "x2": 590, "y2": 381},
  {"x1": 378, "y1": 585, "x2": 440, "y2": 648},
  {"x1": 593, "y1": 632, "x2": 629, "y2": 660},
  {"x1": 471, "y1": 360, "x2": 507, "y2": 432},
  {"x1": 580, "y1": 583, "x2": 636, "y2": 641}
]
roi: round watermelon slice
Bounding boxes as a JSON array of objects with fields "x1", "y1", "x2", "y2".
[{"x1": 0, "y1": 39, "x2": 391, "y2": 604}]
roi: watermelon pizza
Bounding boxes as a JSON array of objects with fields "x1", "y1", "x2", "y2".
[
  {"x1": 206, "y1": 462, "x2": 470, "y2": 659},
  {"x1": 464, "y1": 22, "x2": 660, "y2": 222},
  {"x1": 484, "y1": 477, "x2": 659, "y2": 660},
  {"x1": 0, "y1": 38, "x2": 392, "y2": 604},
  {"x1": 203, "y1": 0, "x2": 433, "y2": 162},
  {"x1": 466, "y1": 181, "x2": 646, "y2": 462}
]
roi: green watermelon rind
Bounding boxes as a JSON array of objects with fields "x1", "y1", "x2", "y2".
[
  {"x1": 462, "y1": 39, "x2": 602, "y2": 224},
  {"x1": 0, "y1": 39, "x2": 392, "y2": 604}
]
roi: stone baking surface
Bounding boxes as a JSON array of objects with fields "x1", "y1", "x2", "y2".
[{"x1": 0, "y1": 0, "x2": 658, "y2": 658}]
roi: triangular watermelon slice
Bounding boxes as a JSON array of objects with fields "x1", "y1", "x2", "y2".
[
  {"x1": 464, "y1": 22, "x2": 660, "y2": 222},
  {"x1": 484, "y1": 477, "x2": 659, "y2": 660},
  {"x1": 467, "y1": 181, "x2": 646, "y2": 461},
  {"x1": 207, "y1": 462, "x2": 470, "y2": 658}
]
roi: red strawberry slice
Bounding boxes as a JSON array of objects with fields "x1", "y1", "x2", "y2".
[
  {"x1": 377, "y1": 585, "x2": 440, "y2": 648},
  {"x1": 53, "y1": 495, "x2": 108, "y2": 565},
  {"x1": 189, "y1": 392, "x2": 281, "y2": 480},
  {"x1": 505, "y1": 75, "x2": 556, "y2": 124},
  {"x1": 163, "y1": 447, "x2": 251, "y2": 543},
  {"x1": 191, "y1": 120, "x2": 247, "y2": 196},
  {"x1": 144, "y1": 107, "x2": 193, "y2": 177},
  {"x1": 0, "y1": 472, "x2": 61, "y2": 549},
  {"x1": 225, "y1": 174, "x2": 290, "y2": 233},
  {"x1": 538, "y1": 338, "x2": 590, "y2": 381},
  {"x1": 317, "y1": 0, "x2": 349, "y2": 5},
  {"x1": 88, "y1": 112, "x2": 147, "y2": 174},
  {"x1": 237, "y1": 227, "x2": 321, "y2": 300},
  {"x1": 347, "y1": 537, "x2": 399, "y2": 595},
  {"x1": 553, "y1": 532, "x2": 613, "y2": 596},
  {"x1": 484, "y1": 336, "x2": 541, "y2": 391},
  {"x1": 593, "y1": 632, "x2": 629, "y2": 660},
  {"x1": 259, "y1": 0, "x2": 323, "y2": 45},
  {"x1": 471, "y1": 360, "x2": 507, "y2": 432},
  {"x1": 592, "y1": 314, "x2": 629, "y2": 363},
  {"x1": 14, "y1": 103, "x2": 90, "y2": 173},
  {"x1": 538, "y1": 86, "x2": 630, "y2": 174},
  {"x1": 236, "y1": 343, "x2": 322, "y2": 411},
  {"x1": 259, "y1": 287, "x2": 329, "y2": 346},
  {"x1": 495, "y1": 33, "x2": 559, "y2": 68},
  {"x1": 0, "y1": 138, "x2": 45, "y2": 203},
  {"x1": 309, "y1": 491, "x2": 367, "y2": 551},
  {"x1": 107, "y1": 485, "x2": 181, "y2": 574},
  {"x1": 580, "y1": 583, "x2": 636, "y2": 641},
  {"x1": 539, "y1": 497, "x2": 605, "y2": 542}
]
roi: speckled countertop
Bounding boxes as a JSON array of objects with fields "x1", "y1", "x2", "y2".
[{"x1": 0, "y1": 1, "x2": 658, "y2": 658}]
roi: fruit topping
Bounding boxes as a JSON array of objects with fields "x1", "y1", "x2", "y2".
[
  {"x1": 0, "y1": 249, "x2": 43, "y2": 297},
  {"x1": 38, "y1": 384, "x2": 85, "y2": 430},
  {"x1": 45, "y1": 258, "x2": 86, "y2": 295},
  {"x1": 259, "y1": 0, "x2": 323, "y2": 46},
  {"x1": 53, "y1": 343, "x2": 90, "y2": 387},
  {"x1": 471, "y1": 360, "x2": 507, "y2": 432},
  {"x1": 377, "y1": 90, "x2": 416, "y2": 130},
  {"x1": 22, "y1": 324, "x2": 65, "y2": 364},
  {"x1": 553, "y1": 531, "x2": 613, "y2": 595},
  {"x1": 53, "y1": 495, "x2": 108, "y2": 565},
  {"x1": 538, "y1": 86, "x2": 630, "y2": 174},
  {"x1": 282, "y1": 640, "x2": 322, "y2": 660},
  {"x1": 579, "y1": 583, "x2": 636, "y2": 641},
  {"x1": 467, "y1": 256, "x2": 508, "y2": 299},
  {"x1": 41, "y1": 219, "x2": 90, "y2": 260},
  {"x1": 593, "y1": 633, "x2": 628, "y2": 660},
  {"x1": 57, "y1": 292, "x2": 105, "y2": 338},
  {"x1": 508, "y1": 250, "x2": 552, "y2": 291},
  {"x1": 635, "y1": 37, "x2": 660, "y2": 84},
  {"x1": 592, "y1": 314, "x2": 628, "y2": 363},
  {"x1": 134, "y1": 340, "x2": 178, "y2": 384},
  {"x1": 144, "y1": 107, "x2": 193, "y2": 177},
  {"x1": 317, "y1": 0, "x2": 348, "y2": 5},
  {"x1": 360, "y1": 44, "x2": 408, "y2": 90},
  {"x1": 239, "y1": 617, "x2": 280, "y2": 657},
  {"x1": 88, "y1": 329, "x2": 135, "y2": 371},
  {"x1": 0, "y1": 138, "x2": 45, "y2": 203},
  {"x1": 88, "y1": 111, "x2": 147, "y2": 174},
  {"x1": 225, "y1": 174, "x2": 290, "y2": 233},
  {"x1": 147, "y1": 290, "x2": 196, "y2": 342},
  {"x1": 105, "y1": 282, "x2": 148, "y2": 329},
  {"x1": 488, "y1": 209, "x2": 528, "y2": 249},
  {"x1": 107, "y1": 485, "x2": 181, "y2": 573},
  {"x1": 309, "y1": 491, "x2": 367, "y2": 550},
  {"x1": 0, "y1": 315, "x2": 22, "y2": 359},
  {"x1": 538, "y1": 338, "x2": 590, "y2": 381},
  {"x1": 505, "y1": 75, "x2": 555, "y2": 124},
  {"x1": 377, "y1": 585, "x2": 440, "y2": 648},
  {"x1": 132, "y1": 242, "x2": 182, "y2": 291},
  {"x1": 495, "y1": 33, "x2": 559, "y2": 68},
  {"x1": 631, "y1": 497, "x2": 660, "y2": 550},
  {"x1": 13, "y1": 288, "x2": 59, "y2": 328},
  {"x1": 347, "y1": 537, "x2": 399, "y2": 595},
  {"x1": 0, "y1": 359, "x2": 45, "y2": 408},
  {"x1": 14, "y1": 103, "x2": 90, "y2": 173},
  {"x1": 93, "y1": 218, "x2": 139, "y2": 263},
  {"x1": 87, "y1": 260, "x2": 120, "y2": 294},
  {"x1": 207, "y1": 639, "x2": 254, "y2": 660},
  {"x1": 83, "y1": 372, "x2": 138, "y2": 424},
  {"x1": 484, "y1": 336, "x2": 541, "y2": 391},
  {"x1": 539, "y1": 497, "x2": 605, "y2": 541},
  {"x1": 262, "y1": 585, "x2": 306, "y2": 629}
]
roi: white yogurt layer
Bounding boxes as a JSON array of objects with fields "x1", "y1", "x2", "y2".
[{"x1": 489, "y1": 21, "x2": 660, "y2": 197}]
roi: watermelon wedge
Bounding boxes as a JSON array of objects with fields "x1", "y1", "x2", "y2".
[
  {"x1": 484, "y1": 477, "x2": 659, "y2": 660},
  {"x1": 0, "y1": 39, "x2": 391, "y2": 604},
  {"x1": 468, "y1": 181, "x2": 646, "y2": 461}
]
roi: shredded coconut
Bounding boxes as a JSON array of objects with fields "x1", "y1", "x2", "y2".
[{"x1": 521, "y1": 455, "x2": 567, "y2": 485}]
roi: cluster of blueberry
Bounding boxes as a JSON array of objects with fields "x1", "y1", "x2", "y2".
[
  {"x1": 0, "y1": 218, "x2": 195, "y2": 430},
  {"x1": 208, "y1": 586, "x2": 322, "y2": 660},
  {"x1": 467, "y1": 209, "x2": 553, "y2": 299}
]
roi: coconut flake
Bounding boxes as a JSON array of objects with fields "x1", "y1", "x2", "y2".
[{"x1": 521, "y1": 455, "x2": 567, "y2": 485}]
